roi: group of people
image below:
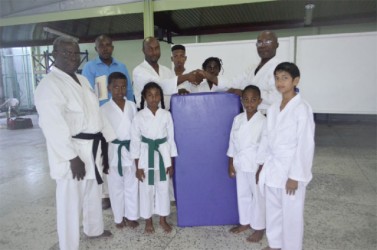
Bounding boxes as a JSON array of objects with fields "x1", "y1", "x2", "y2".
[{"x1": 34, "y1": 30, "x2": 315, "y2": 250}]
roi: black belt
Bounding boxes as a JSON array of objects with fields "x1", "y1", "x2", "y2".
[{"x1": 72, "y1": 132, "x2": 109, "y2": 185}]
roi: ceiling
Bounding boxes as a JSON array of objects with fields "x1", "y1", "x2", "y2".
[{"x1": 0, "y1": 0, "x2": 376, "y2": 48}]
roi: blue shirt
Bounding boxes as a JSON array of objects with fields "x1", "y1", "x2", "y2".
[{"x1": 82, "y1": 57, "x2": 134, "y2": 106}]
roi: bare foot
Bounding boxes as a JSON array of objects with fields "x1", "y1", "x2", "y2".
[
  {"x1": 159, "y1": 216, "x2": 172, "y2": 233},
  {"x1": 229, "y1": 224, "x2": 250, "y2": 233},
  {"x1": 87, "y1": 229, "x2": 113, "y2": 238},
  {"x1": 246, "y1": 229, "x2": 264, "y2": 242},
  {"x1": 144, "y1": 218, "x2": 155, "y2": 234},
  {"x1": 115, "y1": 221, "x2": 125, "y2": 229},
  {"x1": 124, "y1": 217, "x2": 139, "y2": 229}
]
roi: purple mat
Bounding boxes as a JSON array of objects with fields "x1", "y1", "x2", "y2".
[{"x1": 170, "y1": 92, "x2": 241, "y2": 227}]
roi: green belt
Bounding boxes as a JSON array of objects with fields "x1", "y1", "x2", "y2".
[
  {"x1": 141, "y1": 136, "x2": 167, "y2": 185},
  {"x1": 112, "y1": 139, "x2": 130, "y2": 176}
]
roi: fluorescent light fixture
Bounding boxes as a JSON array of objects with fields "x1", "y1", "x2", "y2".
[
  {"x1": 304, "y1": 3, "x2": 315, "y2": 26},
  {"x1": 43, "y1": 27, "x2": 79, "y2": 42}
]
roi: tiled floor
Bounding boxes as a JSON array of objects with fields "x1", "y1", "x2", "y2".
[{"x1": 0, "y1": 115, "x2": 376, "y2": 250}]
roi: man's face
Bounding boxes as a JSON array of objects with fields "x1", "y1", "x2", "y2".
[
  {"x1": 53, "y1": 42, "x2": 81, "y2": 74},
  {"x1": 171, "y1": 49, "x2": 187, "y2": 69},
  {"x1": 95, "y1": 37, "x2": 114, "y2": 60},
  {"x1": 256, "y1": 32, "x2": 279, "y2": 60},
  {"x1": 143, "y1": 38, "x2": 161, "y2": 64}
]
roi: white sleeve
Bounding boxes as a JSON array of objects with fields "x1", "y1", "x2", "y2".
[
  {"x1": 255, "y1": 122, "x2": 268, "y2": 165},
  {"x1": 130, "y1": 116, "x2": 142, "y2": 160},
  {"x1": 35, "y1": 84, "x2": 77, "y2": 161},
  {"x1": 166, "y1": 113, "x2": 178, "y2": 157},
  {"x1": 226, "y1": 119, "x2": 236, "y2": 157},
  {"x1": 230, "y1": 65, "x2": 255, "y2": 90},
  {"x1": 100, "y1": 108, "x2": 116, "y2": 142},
  {"x1": 288, "y1": 105, "x2": 315, "y2": 183}
]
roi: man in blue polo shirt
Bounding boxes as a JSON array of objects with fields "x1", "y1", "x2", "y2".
[
  {"x1": 82, "y1": 34, "x2": 134, "y2": 210},
  {"x1": 82, "y1": 34, "x2": 134, "y2": 106}
]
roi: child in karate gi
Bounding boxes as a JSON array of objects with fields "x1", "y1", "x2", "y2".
[
  {"x1": 257, "y1": 62, "x2": 315, "y2": 250},
  {"x1": 130, "y1": 82, "x2": 178, "y2": 234},
  {"x1": 227, "y1": 85, "x2": 266, "y2": 242},
  {"x1": 101, "y1": 72, "x2": 139, "y2": 229}
]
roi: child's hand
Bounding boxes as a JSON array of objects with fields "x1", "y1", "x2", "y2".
[
  {"x1": 286, "y1": 178, "x2": 298, "y2": 195},
  {"x1": 228, "y1": 164, "x2": 236, "y2": 178},
  {"x1": 256, "y1": 165, "x2": 263, "y2": 184},
  {"x1": 166, "y1": 166, "x2": 174, "y2": 178},
  {"x1": 136, "y1": 169, "x2": 145, "y2": 182}
]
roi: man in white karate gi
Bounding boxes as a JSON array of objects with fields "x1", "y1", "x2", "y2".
[
  {"x1": 228, "y1": 30, "x2": 282, "y2": 113},
  {"x1": 35, "y1": 37, "x2": 115, "y2": 250},
  {"x1": 132, "y1": 37, "x2": 203, "y2": 110}
]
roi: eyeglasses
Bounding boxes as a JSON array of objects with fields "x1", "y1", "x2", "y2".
[
  {"x1": 55, "y1": 50, "x2": 81, "y2": 57},
  {"x1": 256, "y1": 40, "x2": 273, "y2": 47}
]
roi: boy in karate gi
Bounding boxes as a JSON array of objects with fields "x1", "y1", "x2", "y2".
[
  {"x1": 257, "y1": 62, "x2": 315, "y2": 250},
  {"x1": 227, "y1": 85, "x2": 266, "y2": 242},
  {"x1": 34, "y1": 37, "x2": 115, "y2": 250},
  {"x1": 100, "y1": 72, "x2": 139, "y2": 229},
  {"x1": 131, "y1": 82, "x2": 178, "y2": 234}
]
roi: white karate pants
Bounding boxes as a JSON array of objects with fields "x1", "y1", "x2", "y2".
[
  {"x1": 107, "y1": 165, "x2": 139, "y2": 223},
  {"x1": 101, "y1": 174, "x2": 109, "y2": 198},
  {"x1": 139, "y1": 169, "x2": 170, "y2": 219},
  {"x1": 236, "y1": 171, "x2": 266, "y2": 229},
  {"x1": 265, "y1": 184, "x2": 306, "y2": 250},
  {"x1": 56, "y1": 179, "x2": 103, "y2": 250},
  {"x1": 169, "y1": 178, "x2": 175, "y2": 202}
]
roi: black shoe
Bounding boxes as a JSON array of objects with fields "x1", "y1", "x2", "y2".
[{"x1": 102, "y1": 198, "x2": 111, "y2": 210}]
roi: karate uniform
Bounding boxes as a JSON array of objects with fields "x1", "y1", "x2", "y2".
[
  {"x1": 82, "y1": 57, "x2": 134, "y2": 202},
  {"x1": 233, "y1": 57, "x2": 282, "y2": 112},
  {"x1": 132, "y1": 60, "x2": 178, "y2": 110},
  {"x1": 101, "y1": 99, "x2": 139, "y2": 224},
  {"x1": 256, "y1": 94, "x2": 315, "y2": 250},
  {"x1": 227, "y1": 111, "x2": 266, "y2": 230},
  {"x1": 34, "y1": 66, "x2": 116, "y2": 250},
  {"x1": 130, "y1": 108, "x2": 178, "y2": 219},
  {"x1": 178, "y1": 76, "x2": 231, "y2": 93}
]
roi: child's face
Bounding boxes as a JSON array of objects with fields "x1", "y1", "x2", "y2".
[
  {"x1": 204, "y1": 61, "x2": 220, "y2": 76},
  {"x1": 144, "y1": 87, "x2": 161, "y2": 110},
  {"x1": 242, "y1": 90, "x2": 262, "y2": 115},
  {"x1": 108, "y1": 79, "x2": 127, "y2": 102},
  {"x1": 274, "y1": 70, "x2": 299, "y2": 95},
  {"x1": 171, "y1": 49, "x2": 187, "y2": 69}
]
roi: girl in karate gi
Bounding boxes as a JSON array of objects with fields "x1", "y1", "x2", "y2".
[
  {"x1": 257, "y1": 62, "x2": 315, "y2": 250},
  {"x1": 101, "y1": 72, "x2": 139, "y2": 229},
  {"x1": 130, "y1": 82, "x2": 178, "y2": 234},
  {"x1": 227, "y1": 85, "x2": 266, "y2": 242}
]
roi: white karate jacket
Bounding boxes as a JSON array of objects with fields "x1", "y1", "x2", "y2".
[
  {"x1": 101, "y1": 99, "x2": 137, "y2": 168},
  {"x1": 130, "y1": 108, "x2": 178, "y2": 170},
  {"x1": 132, "y1": 60, "x2": 177, "y2": 110},
  {"x1": 227, "y1": 111, "x2": 266, "y2": 172},
  {"x1": 256, "y1": 94, "x2": 315, "y2": 188},
  {"x1": 35, "y1": 66, "x2": 116, "y2": 180},
  {"x1": 233, "y1": 57, "x2": 282, "y2": 111}
]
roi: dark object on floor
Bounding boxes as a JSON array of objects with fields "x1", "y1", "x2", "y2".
[
  {"x1": 7, "y1": 118, "x2": 33, "y2": 130},
  {"x1": 102, "y1": 197, "x2": 111, "y2": 210}
]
